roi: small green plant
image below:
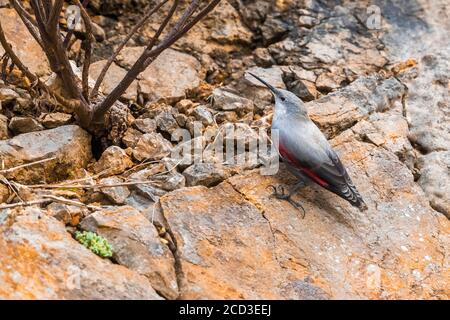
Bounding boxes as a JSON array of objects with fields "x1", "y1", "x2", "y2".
[{"x1": 75, "y1": 231, "x2": 113, "y2": 258}]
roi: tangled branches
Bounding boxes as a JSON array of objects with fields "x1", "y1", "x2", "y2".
[{"x1": 0, "y1": 0, "x2": 221, "y2": 135}]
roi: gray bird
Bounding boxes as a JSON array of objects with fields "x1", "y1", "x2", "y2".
[{"x1": 248, "y1": 72, "x2": 367, "y2": 212}]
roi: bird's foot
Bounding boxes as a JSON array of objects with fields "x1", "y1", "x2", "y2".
[
  {"x1": 266, "y1": 184, "x2": 289, "y2": 199},
  {"x1": 266, "y1": 184, "x2": 306, "y2": 218}
]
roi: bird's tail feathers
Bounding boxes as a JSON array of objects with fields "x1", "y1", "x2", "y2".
[
  {"x1": 356, "y1": 199, "x2": 368, "y2": 212},
  {"x1": 331, "y1": 180, "x2": 367, "y2": 211}
]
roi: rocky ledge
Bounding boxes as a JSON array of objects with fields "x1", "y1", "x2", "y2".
[{"x1": 0, "y1": 0, "x2": 448, "y2": 299}]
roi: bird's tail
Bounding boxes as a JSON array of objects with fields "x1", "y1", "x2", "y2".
[
  {"x1": 347, "y1": 185, "x2": 368, "y2": 211},
  {"x1": 356, "y1": 199, "x2": 368, "y2": 212},
  {"x1": 347, "y1": 182, "x2": 367, "y2": 211},
  {"x1": 330, "y1": 180, "x2": 368, "y2": 211}
]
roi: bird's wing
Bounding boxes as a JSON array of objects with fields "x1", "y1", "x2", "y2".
[{"x1": 278, "y1": 121, "x2": 366, "y2": 209}]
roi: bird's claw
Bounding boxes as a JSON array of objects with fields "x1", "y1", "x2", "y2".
[
  {"x1": 267, "y1": 184, "x2": 306, "y2": 219},
  {"x1": 267, "y1": 184, "x2": 288, "y2": 199},
  {"x1": 287, "y1": 198, "x2": 306, "y2": 219}
]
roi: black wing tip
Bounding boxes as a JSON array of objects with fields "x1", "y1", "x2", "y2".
[{"x1": 355, "y1": 199, "x2": 368, "y2": 211}]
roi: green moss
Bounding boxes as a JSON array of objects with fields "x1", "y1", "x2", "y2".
[{"x1": 75, "y1": 231, "x2": 113, "y2": 258}]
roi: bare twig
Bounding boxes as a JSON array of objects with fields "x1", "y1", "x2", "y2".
[
  {"x1": 93, "y1": 0, "x2": 221, "y2": 122},
  {"x1": 9, "y1": 1, "x2": 38, "y2": 26},
  {"x1": 0, "y1": 199, "x2": 49, "y2": 210},
  {"x1": 155, "y1": 0, "x2": 200, "y2": 49},
  {"x1": 6, "y1": 0, "x2": 221, "y2": 131},
  {"x1": 63, "y1": 0, "x2": 90, "y2": 48},
  {"x1": 30, "y1": 0, "x2": 85, "y2": 105},
  {"x1": 140, "y1": 0, "x2": 181, "y2": 66},
  {"x1": 0, "y1": 28, "x2": 37, "y2": 83},
  {"x1": 20, "y1": 169, "x2": 108, "y2": 189},
  {"x1": 42, "y1": 0, "x2": 52, "y2": 20},
  {"x1": 31, "y1": 0, "x2": 46, "y2": 24},
  {"x1": 144, "y1": 0, "x2": 221, "y2": 64},
  {"x1": 90, "y1": 0, "x2": 168, "y2": 99},
  {"x1": 0, "y1": 20, "x2": 81, "y2": 112},
  {"x1": 172, "y1": 0, "x2": 221, "y2": 44},
  {"x1": 21, "y1": 0, "x2": 93, "y2": 125},
  {"x1": 48, "y1": 1, "x2": 65, "y2": 29},
  {"x1": 26, "y1": 180, "x2": 160, "y2": 190},
  {"x1": 8, "y1": 0, "x2": 44, "y2": 48},
  {"x1": 75, "y1": 0, "x2": 94, "y2": 101},
  {"x1": 0, "y1": 195, "x2": 101, "y2": 211},
  {"x1": 123, "y1": 160, "x2": 163, "y2": 175},
  {"x1": 24, "y1": 157, "x2": 183, "y2": 191},
  {"x1": 41, "y1": 194, "x2": 101, "y2": 210},
  {"x1": 0, "y1": 174, "x2": 23, "y2": 202},
  {"x1": 0, "y1": 157, "x2": 57, "y2": 174},
  {"x1": 1, "y1": 54, "x2": 9, "y2": 81}
]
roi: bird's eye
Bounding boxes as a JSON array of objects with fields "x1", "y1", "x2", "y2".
[{"x1": 280, "y1": 97, "x2": 286, "y2": 101}]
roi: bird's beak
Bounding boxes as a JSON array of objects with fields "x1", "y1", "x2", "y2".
[{"x1": 247, "y1": 72, "x2": 278, "y2": 94}]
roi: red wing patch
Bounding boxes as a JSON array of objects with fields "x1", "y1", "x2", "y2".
[{"x1": 278, "y1": 142, "x2": 329, "y2": 187}]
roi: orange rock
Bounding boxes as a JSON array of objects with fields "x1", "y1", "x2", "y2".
[
  {"x1": 80, "y1": 206, "x2": 179, "y2": 299},
  {"x1": 160, "y1": 184, "x2": 330, "y2": 299},
  {"x1": 157, "y1": 131, "x2": 449, "y2": 299},
  {"x1": 0, "y1": 208, "x2": 163, "y2": 299},
  {"x1": 391, "y1": 59, "x2": 418, "y2": 75},
  {"x1": 0, "y1": 8, "x2": 50, "y2": 77}
]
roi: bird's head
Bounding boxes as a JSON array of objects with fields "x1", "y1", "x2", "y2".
[{"x1": 247, "y1": 72, "x2": 308, "y2": 117}]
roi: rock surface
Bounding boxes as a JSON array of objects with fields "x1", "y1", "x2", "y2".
[
  {"x1": 305, "y1": 75, "x2": 406, "y2": 138},
  {"x1": 117, "y1": 48, "x2": 203, "y2": 102},
  {"x1": 0, "y1": 8, "x2": 50, "y2": 76},
  {"x1": 132, "y1": 133, "x2": 172, "y2": 162},
  {"x1": 89, "y1": 60, "x2": 138, "y2": 101},
  {"x1": 402, "y1": 55, "x2": 449, "y2": 153},
  {"x1": 39, "y1": 113, "x2": 73, "y2": 129},
  {"x1": 183, "y1": 163, "x2": 229, "y2": 187},
  {"x1": 0, "y1": 207, "x2": 163, "y2": 299},
  {"x1": 166, "y1": 0, "x2": 253, "y2": 54},
  {"x1": 160, "y1": 135, "x2": 449, "y2": 299},
  {"x1": 376, "y1": 0, "x2": 450, "y2": 218},
  {"x1": 417, "y1": 151, "x2": 450, "y2": 218},
  {"x1": 211, "y1": 87, "x2": 254, "y2": 113},
  {"x1": 0, "y1": 114, "x2": 9, "y2": 140},
  {"x1": 0, "y1": 125, "x2": 92, "y2": 183},
  {"x1": 0, "y1": 0, "x2": 449, "y2": 301},
  {"x1": 132, "y1": 118, "x2": 157, "y2": 134},
  {"x1": 8, "y1": 117, "x2": 44, "y2": 134},
  {"x1": 93, "y1": 145, "x2": 133, "y2": 176},
  {"x1": 47, "y1": 202, "x2": 86, "y2": 227},
  {"x1": 0, "y1": 87, "x2": 20, "y2": 103},
  {"x1": 98, "y1": 176, "x2": 130, "y2": 205},
  {"x1": 80, "y1": 206, "x2": 178, "y2": 299}
]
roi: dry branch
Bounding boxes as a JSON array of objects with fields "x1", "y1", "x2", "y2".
[
  {"x1": 0, "y1": 195, "x2": 101, "y2": 211},
  {"x1": 27, "y1": 180, "x2": 160, "y2": 189},
  {"x1": 63, "y1": 0, "x2": 90, "y2": 48},
  {"x1": 75, "y1": 0, "x2": 94, "y2": 101},
  {"x1": 2, "y1": 0, "x2": 222, "y2": 136},
  {"x1": 0, "y1": 20, "x2": 81, "y2": 111},
  {"x1": 0, "y1": 157, "x2": 57, "y2": 174},
  {"x1": 90, "y1": 0, "x2": 169, "y2": 99},
  {"x1": 0, "y1": 199, "x2": 49, "y2": 210},
  {"x1": 8, "y1": 0, "x2": 44, "y2": 48},
  {"x1": 42, "y1": 194, "x2": 101, "y2": 210}
]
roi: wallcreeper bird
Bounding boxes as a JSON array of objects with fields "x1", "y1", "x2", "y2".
[{"x1": 248, "y1": 73, "x2": 367, "y2": 214}]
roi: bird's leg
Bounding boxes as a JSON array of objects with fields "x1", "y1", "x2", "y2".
[
  {"x1": 267, "y1": 180, "x2": 306, "y2": 199},
  {"x1": 267, "y1": 181, "x2": 306, "y2": 218},
  {"x1": 288, "y1": 180, "x2": 307, "y2": 196}
]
